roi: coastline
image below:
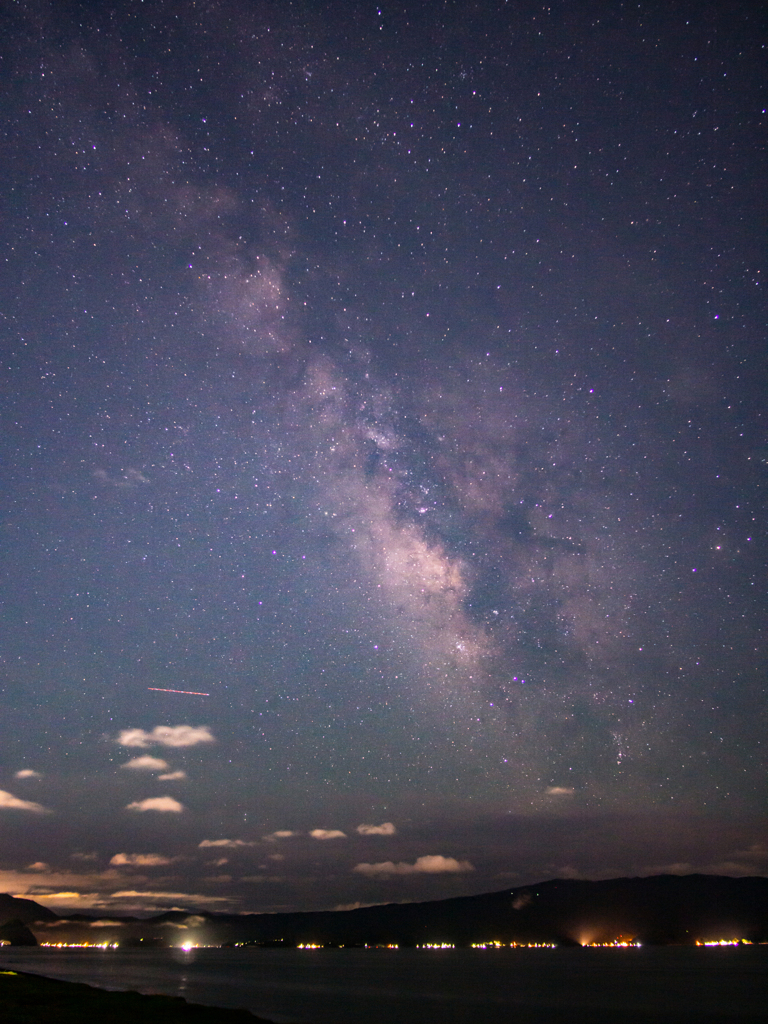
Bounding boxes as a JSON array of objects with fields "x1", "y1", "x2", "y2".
[{"x1": 0, "y1": 969, "x2": 277, "y2": 1024}]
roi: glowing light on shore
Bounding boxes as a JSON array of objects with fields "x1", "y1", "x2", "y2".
[
  {"x1": 40, "y1": 942, "x2": 119, "y2": 949},
  {"x1": 471, "y1": 941, "x2": 557, "y2": 948},
  {"x1": 583, "y1": 940, "x2": 641, "y2": 947},
  {"x1": 695, "y1": 939, "x2": 751, "y2": 946}
]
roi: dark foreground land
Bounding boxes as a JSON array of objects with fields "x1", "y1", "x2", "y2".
[{"x1": 0, "y1": 970, "x2": 272, "y2": 1024}]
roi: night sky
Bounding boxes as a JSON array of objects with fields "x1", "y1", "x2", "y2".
[{"x1": 1, "y1": 0, "x2": 765, "y2": 917}]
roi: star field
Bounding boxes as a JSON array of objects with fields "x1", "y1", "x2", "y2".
[{"x1": 0, "y1": 0, "x2": 764, "y2": 914}]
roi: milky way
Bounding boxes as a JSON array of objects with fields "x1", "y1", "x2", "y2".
[{"x1": 0, "y1": 0, "x2": 764, "y2": 914}]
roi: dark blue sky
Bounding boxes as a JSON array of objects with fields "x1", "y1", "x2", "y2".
[{"x1": 0, "y1": 0, "x2": 764, "y2": 916}]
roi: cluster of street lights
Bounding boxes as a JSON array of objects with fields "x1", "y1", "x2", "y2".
[{"x1": 40, "y1": 942, "x2": 119, "y2": 949}]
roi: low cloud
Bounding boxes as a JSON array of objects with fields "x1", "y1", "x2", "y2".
[
  {"x1": 110, "y1": 853, "x2": 175, "y2": 867},
  {"x1": 108, "y1": 890, "x2": 231, "y2": 907},
  {"x1": 158, "y1": 770, "x2": 187, "y2": 780},
  {"x1": 15, "y1": 769, "x2": 43, "y2": 779},
  {"x1": 356, "y1": 822, "x2": 396, "y2": 836},
  {"x1": 26, "y1": 862, "x2": 50, "y2": 872},
  {"x1": 698, "y1": 860, "x2": 762, "y2": 877},
  {"x1": 23, "y1": 891, "x2": 84, "y2": 905},
  {"x1": 117, "y1": 726, "x2": 214, "y2": 749},
  {"x1": 0, "y1": 867, "x2": 217, "y2": 914},
  {"x1": 0, "y1": 789, "x2": 50, "y2": 814},
  {"x1": 263, "y1": 830, "x2": 297, "y2": 842},
  {"x1": 353, "y1": 855, "x2": 474, "y2": 877},
  {"x1": 121, "y1": 756, "x2": 170, "y2": 771},
  {"x1": 555, "y1": 865, "x2": 589, "y2": 879},
  {"x1": 334, "y1": 900, "x2": 389, "y2": 911},
  {"x1": 545, "y1": 786, "x2": 575, "y2": 796},
  {"x1": 161, "y1": 914, "x2": 207, "y2": 929},
  {"x1": 310, "y1": 829, "x2": 346, "y2": 840},
  {"x1": 126, "y1": 796, "x2": 184, "y2": 813},
  {"x1": 9, "y1": 879, "x2": 231, "y2": 913},
  {"x1": 733, "y1": 843, "x2": 768, "y2": 862},
  {"x1": 89, "y1": 919, "x2": 125, "y2": 928},
  {"x1": 198, "y1": 838, "x2": 256, "y2": 848},
  {"x1": 24, "y1": 890, "x2": 224, "y2": 913}
]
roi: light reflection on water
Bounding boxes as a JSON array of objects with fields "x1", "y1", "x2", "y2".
[
  {"x1": 170, "y1": 944, "x2": 197, "y2": 995},
  {"x1": 1, "y1": 946, "x2": 766, "y2": 1024}
]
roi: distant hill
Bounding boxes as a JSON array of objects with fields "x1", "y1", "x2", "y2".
[
  {"x1": 201, "y1": 875, "x2": 768, "y2": 947},
  {"x1": 0, "y1": 893, "x2": 57, "y2": 926},
  {"x1": 6, "y1": 875, "x2": 768, "y2": 947}
]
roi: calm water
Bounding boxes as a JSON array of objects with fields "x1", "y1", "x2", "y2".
[{"x1": 2, "y1": 946, "x2": 767, "y2": 1023}]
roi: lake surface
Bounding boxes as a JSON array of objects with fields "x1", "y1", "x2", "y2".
[{"x1": 2, "y1": 946, "x2": 766, "y2": 1023}]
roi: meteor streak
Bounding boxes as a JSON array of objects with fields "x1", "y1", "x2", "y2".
[{"x1": 147, "y1": 688, "x2": 210, "y2": 696}]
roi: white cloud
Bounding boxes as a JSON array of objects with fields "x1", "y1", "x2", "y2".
[
  {"x1": 89, "y1": 920, "x2": 125, "y2": 928},
  {"x1": 545, "y1": 786, "x2": 575, "y2": 796},
  {"x1": 26, "y1": 862, "x2": 50, "y2": 872},
  {"x1": 263, "y1": 830, "x2": 298, "y2": 841},
  {"x1": 310, "y1": 829, "x2": 346, "y2": 840},
  {"x1": 150, "y1": 725, "x2": 214, "y2": 747},
  {"x1": 356, "y1": 822, "x2": 396, "y2": 836},
  {"x1": 121, "y1": 756, "x2": 170, "y2": 771},
  {"x1": 0, "y1": 789, "x2": 50, "y2": 814},
  {"x1": 14, "y1": 769, "x2": 43, "y2": 779},
  {"x1": 126, "y1": 796, "x2": 184, "y2": 813},
  {"x1": 117, "y1": 730, "x2": 156, "y2": 749},
  {"x1": 109, "y1": 853, "x2": 175, "y2": 867},
  {"x1": 198, "y1": 838, "x2": 256, "y2": 848},
  {"x1": 158, "y1": 770, "x2": 187, "y2": 780},
  {"x1": 117, "y1": 726, "x2": 214, "y2": 748},
  {"x1": 353, "y1": 855, "x2": 474, "y2": 877}
]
